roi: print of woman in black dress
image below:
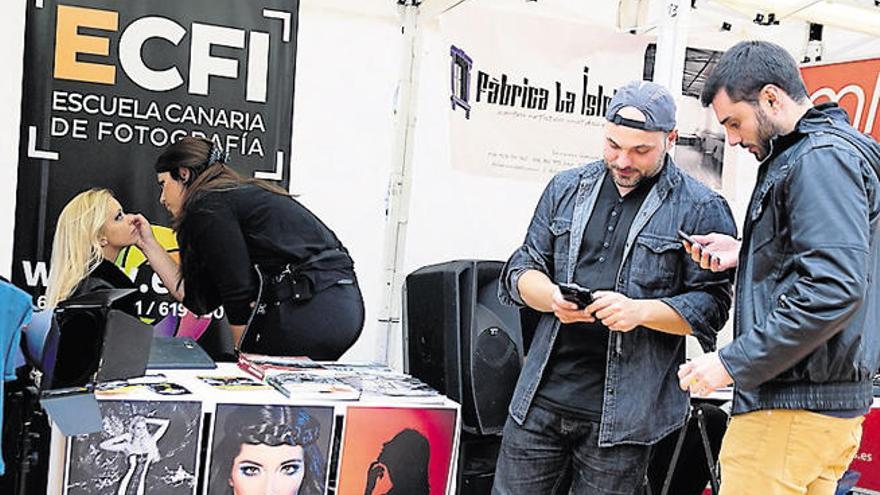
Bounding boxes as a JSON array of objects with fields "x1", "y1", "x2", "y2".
[{"x1": 99, "y1": 415, "x2": 170, "y2": 495}]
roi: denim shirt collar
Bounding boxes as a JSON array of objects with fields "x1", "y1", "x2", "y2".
[{"x1": 567, "y1": 157, "x2": 681, "y2": 283}]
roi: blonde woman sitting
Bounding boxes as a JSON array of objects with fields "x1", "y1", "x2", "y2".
[{"x1": 45, "y1": 188, "x2": 139, "y2": 307}]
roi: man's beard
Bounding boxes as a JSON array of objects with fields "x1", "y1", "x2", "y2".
[
  {"x1": 606, "y1": 145, "x2": 666, "y2": 189},
  {"x1": 751, "y1": 106, "x2": 783, "y2": 161}
]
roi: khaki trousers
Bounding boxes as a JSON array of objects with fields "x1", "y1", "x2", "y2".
[{"x1": 718, "y1": 409, "x2": 863, "y2": 495}]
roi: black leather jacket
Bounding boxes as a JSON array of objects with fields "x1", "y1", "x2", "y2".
[
  {"x1": 719, "y1": 103, "x2": 880, "y2": 414},
  {"x1": 69, "y1": 259, "x2": 135, "y2": 299}
]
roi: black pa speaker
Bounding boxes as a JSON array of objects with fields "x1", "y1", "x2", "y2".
[{"x1": 404, "y1": 260, "x2": 525, "y2": 435}]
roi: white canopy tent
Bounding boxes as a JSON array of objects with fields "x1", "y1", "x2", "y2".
[
  {"x1": 1, "y1": 0, "x2": 879, "y2": 367},
  {"x1": 370, "y1": 0, "x2": 880, "y2": 366}
]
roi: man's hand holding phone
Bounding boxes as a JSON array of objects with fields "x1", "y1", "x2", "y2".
[
  {"x1": 588, "y1": 291, "x2": 647, "y2": 332},
  {"x1": 552, "y1": 285, "x2": 649, "y2": 332},
  {"x1": 559, "y1": 283, "x2": 594, "y2": 309},
  {"x1": 552, "y1": 283, "x2": 596, "y2": 324},
  {"x1": 679, "y1": 230, "x2": 741, "y2": 272}
]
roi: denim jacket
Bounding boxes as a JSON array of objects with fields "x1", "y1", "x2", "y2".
[
  {"x1": 719, "y1": 104, "x2": 880, "y2": 415},
  {"x1": 499, "y1": 157, "x2": 736, "y2": 446}
]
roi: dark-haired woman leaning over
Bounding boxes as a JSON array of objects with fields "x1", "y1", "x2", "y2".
[{"x1": 135, "y1": 137, "x2": 364, "y2": 360}]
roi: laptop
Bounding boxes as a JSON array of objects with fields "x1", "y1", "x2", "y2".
[{"x1": 147, "y1": 336, "x2": 216, "y2": 370}]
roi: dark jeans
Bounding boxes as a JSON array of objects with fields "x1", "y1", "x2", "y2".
[
  {"x1": 244, "y1": 282, "x2": 364, "y2": 360},
  {"x1": 493, "y1": 403, "x2": 651, "y2": 495}
]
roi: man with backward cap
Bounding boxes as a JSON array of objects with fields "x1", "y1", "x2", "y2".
[{"x1": 492, "y1": 80, "x2": 737, "y2": 494}]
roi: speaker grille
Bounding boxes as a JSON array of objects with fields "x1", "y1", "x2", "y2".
[
  {"x1": 405, "y1": 260, "x2": 524, "y2": 436},
  {"x1": 471, "y1": 326, "x2": 520, "y2": 434}
]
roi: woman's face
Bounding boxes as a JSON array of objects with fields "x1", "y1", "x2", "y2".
[
  {"x1": 157, "y1": 171, "x2": 186, "y2": 219},
  {"x1": 101, "y1": 197, "x2": 137, "y2": 251},
  {"x1": 229, "y1": 443, "x2": 305, "y2": 495},
  {"x1": 131, "y1": 419, "x2": 148, "y2": 439}
]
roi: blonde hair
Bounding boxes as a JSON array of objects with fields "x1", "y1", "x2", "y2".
[{"x1": 45, "y1": 189, "x2": 114, "y2": 307}]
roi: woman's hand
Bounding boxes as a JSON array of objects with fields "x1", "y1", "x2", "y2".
[
  {"x1": 130, "y1": 215, "x2": 185, "y2": 302},
  {"x1": 131, "y1": 214, "x2": 159, "y2": 252}
]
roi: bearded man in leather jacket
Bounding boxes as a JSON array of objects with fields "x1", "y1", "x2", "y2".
[{"x1": 679, "y1": 40, "x2": 880, "y2": 495}]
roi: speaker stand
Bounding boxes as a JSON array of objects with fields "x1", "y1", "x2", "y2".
[{"x1": 458, "y1": 432, "x2": 501, "y2": 495}]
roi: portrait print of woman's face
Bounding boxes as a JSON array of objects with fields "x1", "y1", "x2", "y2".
[{"x1": 229, "y1": 443, "x2": 306, "y2": 495}]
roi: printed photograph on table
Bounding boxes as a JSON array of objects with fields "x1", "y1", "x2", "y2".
[
  {"x1": 207, "y1": 404, "x2": 335, "y2": 495},
  {"x1": 197, "y1": 375, "x2": 271, "y2": 391},
  {"x1": 64, "y1": 400, "x2": 202, "y2": 495},
  {"x1": 336, "y1": 407, "x2": 458, "y2": 495},
  {"x1": 266, "y1": 372, "x2": 361, "y2": 400},
  {"x1": 96, "y1": 376, "x2": 193, "y2": 397}
]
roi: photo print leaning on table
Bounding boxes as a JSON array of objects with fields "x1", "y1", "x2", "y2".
[
  {"x1": 335, "y1": 407, "x2": 457, "y2": 495},
  {"x1": 208, "y1": 404, "x2": 334, "y2": 495},
  {"x1": 64, "y1": 400, "x2": 202, "y2": 495}
]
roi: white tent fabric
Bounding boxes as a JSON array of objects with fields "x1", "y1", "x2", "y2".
[{"x1": 1, "y1": 0, "x2": 880, "y2": 365}]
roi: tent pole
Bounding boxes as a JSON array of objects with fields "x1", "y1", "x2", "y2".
[
  {"x1": 653, "y1": 0, "x2": 691, "y2": 160},
  {"x1": 376, "y1": 0, "x2": 423, "y2": 367},
  {"x1": 653, "y1": 2, "x2": 691, "y2": 104}
]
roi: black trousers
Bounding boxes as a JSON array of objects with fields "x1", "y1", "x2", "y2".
[{"x1": 244, "y1": 282, "x2": 365, "y2": 360}]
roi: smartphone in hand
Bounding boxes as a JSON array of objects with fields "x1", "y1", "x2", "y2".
[
  {"x1": 677, "y1": 229, "x2": 700, "y2": 246},
  {"x1": 558, "y1": 283, "x2": 594, "y2": 310},
  {"x1": 678, "y1": 230, "x2": 723, "y2": 267}
]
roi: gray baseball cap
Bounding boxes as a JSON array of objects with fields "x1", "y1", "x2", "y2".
[{"x1": 605, "y1": 80, "x2": 677, "y2": 132}]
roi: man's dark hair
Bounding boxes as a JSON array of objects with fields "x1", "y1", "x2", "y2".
[{"x1": 700, "y1": 40, "x2": 809, "y2": 107}]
